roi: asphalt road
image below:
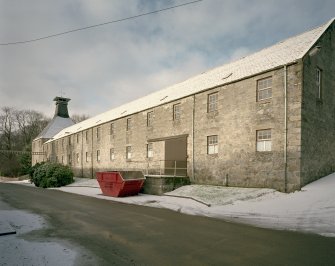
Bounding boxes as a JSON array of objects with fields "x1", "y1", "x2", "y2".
[{"x1": 1, "y1": 183, "x2": 335, "y2": 266}]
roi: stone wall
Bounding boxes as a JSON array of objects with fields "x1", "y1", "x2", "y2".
[
  {"x1": 193, "y1": 64, "x2": 302, "y2": 192},
  {"x1": 301, "y1": 22, "x2": 335, "y2": 186}
]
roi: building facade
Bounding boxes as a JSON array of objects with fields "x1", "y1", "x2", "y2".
[{"x1": 32, "y1": 19, "x2": 335, "y2": 192}]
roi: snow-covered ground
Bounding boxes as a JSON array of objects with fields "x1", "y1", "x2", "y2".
[
  {"x1": 0, "y1": 204, "x2": 78, "y2": 266},
  {"x1": 5, "y1": 173, "x2": 335, "y2": 237}
]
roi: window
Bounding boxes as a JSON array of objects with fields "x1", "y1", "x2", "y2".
[
  {"x1": 68, "y1": 154, "x2": 72, "y2": 165},
  {"x1": 85, "y1": 152, "x2": 89, "y2": 162},
  {"x1": 208, "y1": 92, "x2": 218, "y2": 112},
  {"x1": 147, "y1": 143, "x2": 153, "y2": 158},
  {"x1": 85, "y1": 131, "x2": 88, "y2": 143},
  {"x1": 97, "y1": 150, "x2": 101, "y2": 162},
  {"x1": 76, "y1": 153, "x2": 80, "y2": 163},
  {"x1": 257, "y1": 77, "x2": 272, "y2": 101},
  {"x1": 207, "y1": 135, "x2": 218, "y2": 154},
  {"x1": 76, "y1": 134, "x2": 79, "y2": 143},
  {"x1": 126, "y1": 118, "x2": 132, "y2": 131},
  {"x1": 68, "y1": 136, "x2": 71, "y2": 146},
  {"x1": 316, "y1": 68, "x2": 322, "y2": 99},
  {"x1": 110, "y1": 123, "x2": 115, "y2": 135},
  {"x1": 96, "y1": 127, "x2": 100, "y2": 140},
  {"x1": 256, "y1": 129, "x2": 272, "y2": 152},
  {"x1": 110, "y1": 148, "x2": 115, "y2": 161},
  {"x1": 147, "y1": 112, "x2": 154, "y2": 127},
  {"x1": 61, "y1": 156, "x2": 64, "y2": 164},
  {"x1": 173, "y1": 103, "x2": 181, "y2": 121},
  {"x1": 62, "y1": 139, "x2": 64, "y2": 148},
  {"x1": 126, "y1": 146, "x2": 132, "y2": 160}
]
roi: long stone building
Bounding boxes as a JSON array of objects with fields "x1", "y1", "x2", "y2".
[{"x1": 32, "y1": 18, "x2": 335, "y2": 192}]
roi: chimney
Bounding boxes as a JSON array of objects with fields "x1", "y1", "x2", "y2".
[{"x1": 53, "y1": 96, "x2": 71, "y2": 118}]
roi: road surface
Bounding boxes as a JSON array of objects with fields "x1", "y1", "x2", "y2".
[{"x1": 1, "y1": 183, "x2": 335, "y2": 266}]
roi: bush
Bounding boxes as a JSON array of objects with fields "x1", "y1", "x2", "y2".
[{"x1": 30, "y1": 162, "x2": 74, "y2": 188}]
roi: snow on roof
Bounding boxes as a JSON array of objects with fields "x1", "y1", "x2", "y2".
[
  {"x1": 34, "y1": 116, "x2": 75, "y2": 141},
  {"x1": 47, "y1": 18, "x2": 334, "y2": 143}
]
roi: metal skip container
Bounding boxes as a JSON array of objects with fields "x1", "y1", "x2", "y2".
[{"x1": 96, "y1": 171, "x2": 145, "y2": 197}]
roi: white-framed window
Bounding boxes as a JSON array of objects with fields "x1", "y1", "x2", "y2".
[
  {"x1": 110, "y1": 123, "x2": 115, "y2": 135},
  {"x1": 126, "y1": 146, "x2": 132, "y2": 160},
  {"x1": 76, "y1": 153, "x2": 80, "y2": 163},
  {"x1": 256, "y1": 129, "x2": 272, "y2": 152},
  {"x1": 126, "y1": 118, "x2": 132, "y2": 131},
  {"x1": 96, "y1": 150, "x2": 101, "y2": 162},
  {"x1": 110, "y1": 148, "x2": 115, "y2": 161},
  {"x1": 85, "y1": 152, "x2": 89, "y2": 162},
  {"x1": 173, "y1": 103, "x2": 181, "y2": 120},
  {"x1": 207, "y1": 135, "x2": 218, "y2": 154},
  {"x1": 147, "y1": 143, "x2": 153, "y2": 158},
  {"x1": 147, "y1": 111, "x2": 154, "y2": 127},
  {"x1": 257, "y1": 77, "x2": 272, "y2": 101},
  {"x1": 316, "y1": 68, "x2": 322, "y2": 99},
  {"x1": 208, "y1": 92, "x2": 218, "y2": 113}
]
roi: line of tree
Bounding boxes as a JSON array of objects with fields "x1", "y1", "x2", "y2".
[{"x1": 0, "y1": 107, "x2": 89, "y2": 177}]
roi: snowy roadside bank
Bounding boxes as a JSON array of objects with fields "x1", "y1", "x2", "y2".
[{"x1": 4, "y1": 173, "x2": 335, "y2": 237}]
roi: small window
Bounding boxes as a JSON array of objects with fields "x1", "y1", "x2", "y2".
[
  {"x1": 316, "y1": 68, "x2": 322, "y2": 99},
  {"x1": 110, "y1": 123, "x2": 115, "y2": 135},
  {"x1": 208, "y1": 92, "x2": 218, "y2": 112},
  {"x1": 173, "y1": 104, "x2": 181, "y2": 121},
  {"x1": 96, "y1": 127, "x2": 100, "y2": 140},
  {"x1": 126, "y1": 118, "x2": 132, "y2": 131},
  {"x1": 257, "y1": 77, "x2": 272, "y2": 101},
  {"x1": 61, "y1": 155, "x2": 64, "y2": 164},
  {"x1": 207, "y1": 135, "x2": 218, "y2": 154},
  {"x1": 256, "y1": 129, "x2": 272, "y2": 152},
  {"x1": 97, "y1": 150, "x2": 100, "y2": 162},
  {"x1": 62, "y1": 139, "x2": 64, "y2": 148},
  {"x1": 76, "y1": 134, "x2": 79, "y2": 143},
  {"x1": 85, "y1": 131, "x2": 88, "y2": 143},
  {"x1": 68, "y1": 136, "x2": 71, "y2": 146},
  {"x1": 147, "y1": 143, "x2": 153, "y2": 158},
  {"x1": 110, "y1": 148, "x2": 115, "y2": 161},
  {"x1": 68, "y1": 154, "x2": 72, "y2": 165},
  {"x1": 76, "y1": 153, "x2": 80, "y2": 163},
  {"x1": 85, "y1": 152, "x2": 89, "y2": 162},
  {"x1": 126, "y1": 146, "x2": 132, "y2": 160},
  {"x1": 147, "y1": 112, "x2": 154, "y2": 127}
]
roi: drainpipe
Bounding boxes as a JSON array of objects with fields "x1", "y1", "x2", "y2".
[
  {"x1": 91, "y1": 128, "x2": 94, "y2": 179},
  {"x1": 192, "y1": 95, "x2": 195, "y2": 181},
  {"x1": 81, "y1": 131, "x2": 84, "y2": 177},
  {"x1": 284, "y1": 65, "x2": 288, "y2": 192}
]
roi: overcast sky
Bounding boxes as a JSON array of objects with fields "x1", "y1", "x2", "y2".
[{"x1": 0, "y1": 0, "x2": 334, "y2": 118}]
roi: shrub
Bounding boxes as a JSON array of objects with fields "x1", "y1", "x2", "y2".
[{"x1": 30, "y1": 162, "x2": 74, "y2": 188}]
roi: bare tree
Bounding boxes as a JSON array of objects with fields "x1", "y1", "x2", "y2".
[
  {"x1": 71, "y1": 114, "x2": 90, "y2": 123},
  {"x1": 0, "y1": 107, "x2": 16, "y2": 150}
]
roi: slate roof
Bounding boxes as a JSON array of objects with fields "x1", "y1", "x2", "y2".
[{"x1": 47, "y1": 18, "x2": 334, "y2": 142}]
